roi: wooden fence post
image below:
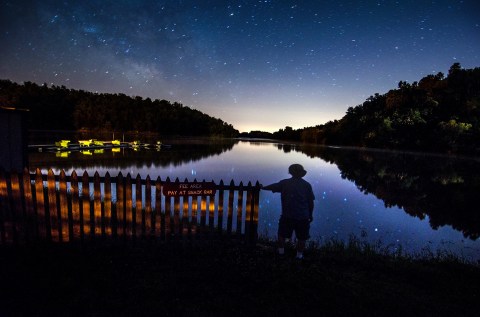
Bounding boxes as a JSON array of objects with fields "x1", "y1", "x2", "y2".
[
  {"x1": 23, "y1": 168, "x2": 35, "y2": 243},
  {"x1": 82, "y1": 171, "x2": 91, "y2": 239},
  {"x1": 182, "y1": 179, "x2": 189, "y2": 238},
  {"x1": 155, "y1": 176, "x2": 162, "y2": 240},
  {"x1": 191, "y1": 194, "x2": 198, "y2": 238},
  {"x1": 236, "y1": 182, "x2": 244, "y2": 236},
  {"x1": 104, "y1": 172, "x2": 112, "y2": 238},
  {"x1": 9, "y1": 172, "x2": 23, "y2": 244},
  {"x1": 145, "y1": 175, "x2": 152, "y2": 239},
  {"x1": 59, "y1": 170, "x2": 69, "y2": 242},
  {"x1": 125, "y1": 173, "x2": 133, "y2": 238},
  {"x1": 0, "y1": 169, "x2": 8, "y2": 244},
  {"x1": 135, "y1": 174, "x2": 142, "y2": 238},
  {"x1": 115, "y1": 172, "x2": 125, "y2": 238},
  {"x1": 208, "y1": 180, "x2": 215, "y2": 237},
  {"x1": 71, "y1": 171, "x2": 80, "y2": 242},
  {"x1": 164, "y1": 177, "x2": 171, "y2": 240},
  {"x1": 34, "y1": 168, "x2": 46, "y2": 240},
  {"x1": 94, "y1": 171, "x2": 102, "y2": 237},
  {"x1": 227, "y1": 180, "x2": 235, "y2": 236},
  {"x1": 173, "y1": 179, "x2": 181, "y2": 239},
  {"x1": 46, "y1": 169, "x2": 57, "y2": 242},
  {"x1": 217, "y1": 180, "x2": 224, "y2": 237}
]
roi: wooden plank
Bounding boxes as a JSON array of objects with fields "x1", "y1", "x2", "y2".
[
  {"x1": 200, "y1": 195, "x2": 207, "y2": 232},
  {"x1": 125, "y1": 173, "x2": 133, "y2": 237},
  {"x1": 182, "y1": 195, "x2": 189, "y2": 238},
  {"x1": 59, "y1": 170, "x2": 69, "y2": 242},
  {"x1": 217, "y1": 180, "x2": 225, "y2": 236},
  {"x1": 104, "y1": 172, "x2": 112, "y2": 237},
  {"x1": 82, "y1": 171, "x2": 91, "y2": 239},
  {"x1": 208, "y1": 193, "x2": 215, "y2": 237},
  {"x1": 135, "y1": 174, "x2": 142, "y2": 238},
  {"x1": 191, "y1": 196, "x2": 198, "y2": 237},
  {"x1": 245, "y1": 182, "x2": 253, "y2": 240},
  {"x1": 47, "y1": 169, "x2": 57, "y2": 242},
  {"x1": 252, "y1": 181, "x2": 261, "y2": 244},
  {"x1": 164, "y1": 178, "x2": 171, "y2": 240},
  {"x1": 145, "y1": 175, "x2": 152, "y2": 238},
  {"x1": 70, "y1": 171, "x2": 80, "y2": 242},
  {"x1": 22, "y1": 168, "x2": 35, "y2": 242},
  {"x1": 236, "y1": 182, "x2": 244, "y2": 236},
  {"x1": 34, "y1": 168, "x2": 46, "y2": 240},
  {"x1": 0, "y1": 169, "x2": 9, "y2": 244},
  {"x1": 115, "y1": 172, "x2": 125, "y2": 238},
  {"x1": 10, "y1": 172, "x2": 22, "y2": 244},
  {"x1": 173, "y1": 195, "x2": 180, "y2": 238},
  {"x1": 227, "y1": 180, "x2": 235, "y2": 236},
  {"x1": 155, "y1": 177, "x2": 162, "y2": 239},
  {"x1": 93, "y1": 172, "x2": 102, "y2": 237}
]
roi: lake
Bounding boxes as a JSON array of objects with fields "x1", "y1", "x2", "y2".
[{"x1": 29, "y1": 138, "x2": 480, "y2": 261}]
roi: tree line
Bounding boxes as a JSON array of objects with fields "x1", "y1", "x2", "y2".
[
  {"x1": 242, "y1": 63, "x2": 480, "y2": 155},
  {"x1": 0, "y1": 80, "x2": 239, "y2": 138}
]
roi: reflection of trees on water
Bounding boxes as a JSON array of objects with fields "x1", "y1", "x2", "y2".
[
  {"x1": 296, "y1": 145, "x2": 480, "y2": 240},
  {"x1": 29, "y1": 139, "x2": 238, "y2": 170}
]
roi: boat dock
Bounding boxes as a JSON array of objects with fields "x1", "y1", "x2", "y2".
[{"x1": 29, "y1": 140, "x2": 170, "y2": 152}]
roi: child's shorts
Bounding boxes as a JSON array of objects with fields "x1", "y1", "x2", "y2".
[{"x1": 278, "y1": 216, "x2": 310, "y2": 240}]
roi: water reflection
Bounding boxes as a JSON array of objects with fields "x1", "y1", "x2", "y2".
[
  {"x1": 29, "y1": 138, "x2": 238, "y2": 170},
  {"x1": 28, "y1": 139, "x2": 480, "y2": 260},
  {"x1": 294, "y1": 145, "x2": 480, "y2": 240}
]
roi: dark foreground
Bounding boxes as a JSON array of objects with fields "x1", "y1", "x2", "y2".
[{"x1": 1, "y1": 240, "x2": 479, "y2": 317}]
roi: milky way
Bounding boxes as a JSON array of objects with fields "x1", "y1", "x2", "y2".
[{"x1": 1, "y1": 0, "x2": 479, "y2": 132}]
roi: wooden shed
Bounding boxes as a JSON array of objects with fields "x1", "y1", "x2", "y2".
[{"x1": 0, "y1": 106, "x2": 29, "y2": 172}]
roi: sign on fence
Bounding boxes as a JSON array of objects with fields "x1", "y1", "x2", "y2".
[{"x1": 162, "y1": 181, "x2": 216, "y2": 197}]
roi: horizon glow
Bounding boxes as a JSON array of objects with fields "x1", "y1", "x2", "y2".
[{"x1": 1, "y1": 0, "x2": 479, "y2": 133}]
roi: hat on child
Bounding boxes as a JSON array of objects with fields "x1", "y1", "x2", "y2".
[{"x1": 288, "y1": 164, "x2": 307, "y2": 177}]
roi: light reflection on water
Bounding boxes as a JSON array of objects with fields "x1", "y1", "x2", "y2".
[{"x1": 29, "y1": 140, "x2": 480, "y2": 261}]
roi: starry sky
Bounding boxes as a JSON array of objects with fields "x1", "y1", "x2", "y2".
[{"x1": 1, "y1": 1, "x2": 479, "y2": 132}]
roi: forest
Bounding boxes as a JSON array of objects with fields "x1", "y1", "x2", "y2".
[
  {"x1": 0, "y1": 80, "x2": 239, "y2": 138},
  {"x1": 1, "y1": 63, "x2": 479, "y2": 154},
  {"x1": 243, "y1": 63, "x2": 480, "y2": 155}
]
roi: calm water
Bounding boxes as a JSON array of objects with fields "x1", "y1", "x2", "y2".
[{"x1": 29, "y1": 139, "x2": 480, "y2": 261}]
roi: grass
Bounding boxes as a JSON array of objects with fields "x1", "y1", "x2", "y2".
[{"x1": 0, "y1": 237, "x2": 479, "y2": 317}]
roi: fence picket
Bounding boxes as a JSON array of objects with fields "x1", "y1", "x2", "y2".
[
  {"x1": 135, "y1": 174, "x2": 142, "y2": 238},
  {"x1": 59, "y1": 170, "x2": 69, "y2": 242},
  {"x1": 35, "y1": 168, "x2": 46, "y2": 239},
  {"x1": 125, "y1": 174, "x2": 133, "y2": 237},
  {"x1": 10, "y1": 172, "x2": 23, "y2": 244},
  {"x1": 0, "y1": 170, "x2": 260, "y2": 245},
  {"x1": 82, "y1": 171, "x2": 91, "y2": 239},
  {"x1": 227, "y1": 180, "x2": 234, "y2": 236},
  {"x1": 94, "y1": 172, "x2": 102, "y2": 237},
  {"x1": 145, "y1": 175, "x2": 152, "y2": 238},
  {"x1": 155, "y1": 177, "x2": 162, "y2": 239},
  {"x1": 104, "y1": 172, "x2": 112, "y2": 237},
  {"x1": 217, "y1": 180, "x2": 224, "y2": 236},
  {"x1": 71, "y1": 171, "x2": 80, "y2": 242},
  {"x1": 236, "y1": 182, "x2": 244, "y2": 236},
  {"x1": 23, "y1": 168, "x2": 35, "y2": 242},
  {"x1": 0, "y1": 170, "x2": 9, "y2": 243},
  {"x1": 116, "y1": 172, "x2": 124, "y2": 238}
]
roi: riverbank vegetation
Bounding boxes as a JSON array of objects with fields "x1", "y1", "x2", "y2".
[
  {"x1": 244, "y1": 63, "x2": 480, "y2": 155},
  {"x1": 1, "y1": 238, "x2": 479, "y2": 316},
  {"x1": 2, "y1": 63, "x2": 479, "y2": 154},
  {"x1": 0, "y1": 80, "x2": 238, "y2": 138}
]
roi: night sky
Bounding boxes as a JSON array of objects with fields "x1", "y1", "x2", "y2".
[{"x1": 1, "y1": 1, "x2": 479, "y2": 132}]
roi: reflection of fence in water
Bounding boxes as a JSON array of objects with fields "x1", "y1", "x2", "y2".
[{"x1": 0, "y1": 169, "x2": 260, "y2": 245}]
